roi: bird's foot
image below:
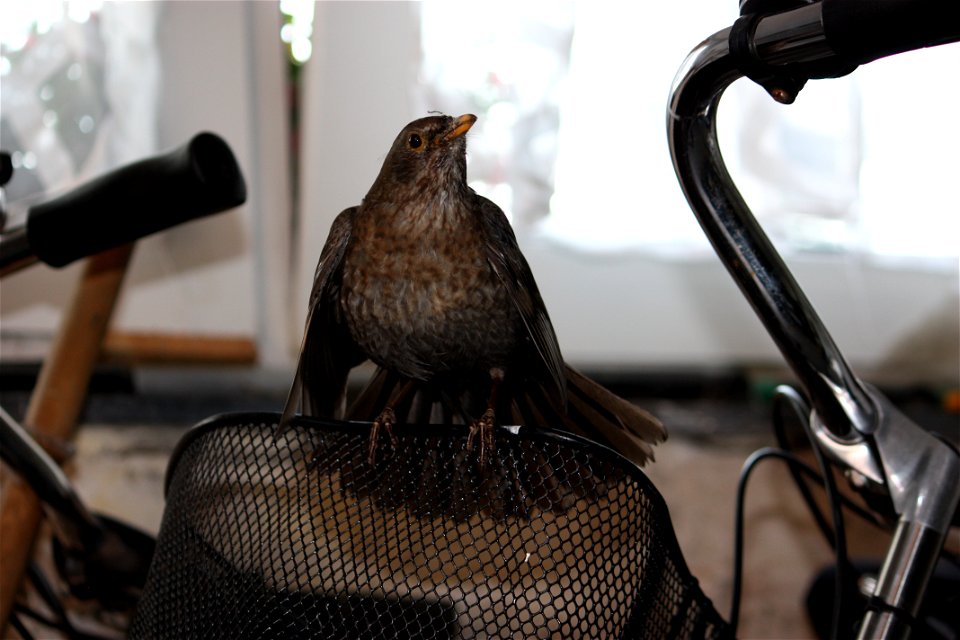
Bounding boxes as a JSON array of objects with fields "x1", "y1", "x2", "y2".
[
  {"x1": 367, "y1": 407, "x2": 398, "y2": 465},
  {"x1": 466, "y1": 407, "x2": 497, "y2": 466}
]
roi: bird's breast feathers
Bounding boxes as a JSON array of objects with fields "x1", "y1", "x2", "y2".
[{"x1": 340, "y1": 213, "x2": 517, "y2": 376}]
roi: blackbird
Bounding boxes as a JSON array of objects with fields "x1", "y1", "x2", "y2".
[{"x1": 281, "y1": 113, "x2": 665, "y2": 466}]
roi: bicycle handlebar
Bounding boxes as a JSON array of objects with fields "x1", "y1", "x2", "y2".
[
  {"x1": 1, "y1": 132, "x2": 246, "y2": 272},
  {"x1": 668, "y1": 3, "x2": 959, "y2": 638},
  {"x1": 728, "y1": 0, "x2": 959, "y2": 106},
  {"x1": 821, "y1": 0, "x2": 960, "y2": 67}
]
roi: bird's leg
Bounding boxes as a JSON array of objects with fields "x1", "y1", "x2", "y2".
[
  {"x1": 368, "y1": 407, "x2": 397, "y2": 465},
  {"x1": 467, "y1": 368, "x2": 504, "y2": 466},
  {"x1": 367, "y1": 378, "x2": 415, "y2": 464}
]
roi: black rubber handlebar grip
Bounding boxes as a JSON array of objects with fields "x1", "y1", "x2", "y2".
[
  {"x1": 26, "y1": 132, "x2": 247, "y2": 268},
  {"x1": 822, "y1": 0, "x2": 960, "y2": 67}
]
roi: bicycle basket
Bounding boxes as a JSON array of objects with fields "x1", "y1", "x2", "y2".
[{"x1": 129, "y1": 412, "x2": 730, "y2": 639}]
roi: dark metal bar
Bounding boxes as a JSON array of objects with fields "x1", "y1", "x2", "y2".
[
  {"x1": 0, "y1": 227, "x2": 39, "y2": 278},
  {"x1": 0, "y1": 406, "x2": 104, "y2": 548},
  {"x1": 667, "y1": 7, "x2": 960, "y2": 639},
  {"x1": 666, "y1": 23, "x2": 876, "y2": 441},
  {"x1": 857, "y1": 520, "x2": 945, "y2": 639}
]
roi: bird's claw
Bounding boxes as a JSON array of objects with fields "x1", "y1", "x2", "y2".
[
  {"x1": 367, "y1": 407, "x2": 398, "y2": 465},
  {"x1": 467, "y1": 408, "x2": 497, "y2": 466}
]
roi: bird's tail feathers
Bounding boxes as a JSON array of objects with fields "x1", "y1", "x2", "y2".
[
  {"x1": 322, "y1": 364, "x2": 664, "y2": 520},
  {"x1": 508, "y1": 366, "x2": 664, "y2": 467},
  {"x1": 343, "y1": 364, "x2": 665, "y2": 467},
  {"x1": 561, "y1": 365, "x2": 666, "y2": 465}
]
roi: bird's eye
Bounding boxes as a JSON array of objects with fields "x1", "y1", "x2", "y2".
[{"x1": 408, "y1": 133, "x2": 423, "y2": 149}]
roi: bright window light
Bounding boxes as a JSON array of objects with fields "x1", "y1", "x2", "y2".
[
  {"x1": 419, "y1": 1, "x2": 960, "y2": 262},
  {"x1": 279, "y1": 0, "x2": 315, "y2": 65}
]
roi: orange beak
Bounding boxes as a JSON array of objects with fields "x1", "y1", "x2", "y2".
[{"x1": 444, "y1": 113, "x2": 477, "y2": 141}]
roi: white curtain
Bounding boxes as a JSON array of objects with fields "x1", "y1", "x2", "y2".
[{"x1": 418, "y1": 0, "x2": 960, "y2": 262}]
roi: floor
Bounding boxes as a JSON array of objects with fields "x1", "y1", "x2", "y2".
[{"x1": 4, "y1": 382, "x2": 951, "y2": 639}]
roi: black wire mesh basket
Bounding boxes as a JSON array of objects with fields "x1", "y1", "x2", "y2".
[{"x1": 130, "y1": 412, "x2": 730, "y2": 639}]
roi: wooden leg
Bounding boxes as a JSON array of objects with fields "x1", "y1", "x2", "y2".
[{"x1": 0, "y1": 243, "x2": 134, "y2": 636}]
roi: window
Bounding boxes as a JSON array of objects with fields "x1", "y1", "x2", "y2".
[
  {"x1": 419, "y1": 0, "x2": 574, "y2": 229},
  {"x1": 0, "y1": 0, "x2": 159, "y2": 218},
  {"x1": 418, "y1": 1, "x2": 960, "y2": 262}
]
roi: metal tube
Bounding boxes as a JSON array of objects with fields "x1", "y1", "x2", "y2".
[
  {"x1": 0, "y1": 407, "x2": 104, "y2": 545},
  {"x1": 667, "y1": 12, "x2": 959, "y2": 640},
  {"x1": 666, "y1": 28, "x2": 877, "y2": 440},
  {"x1": 857, "y1": 521, "x2": 944, "y2": 640},
  {"x1": 0, "y1": 226, "x2": 39, "y2": 277},
  {"x1": 752, "y1": 3, "x2": 833, "y2": 65}
]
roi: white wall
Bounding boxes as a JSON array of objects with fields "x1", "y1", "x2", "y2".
[
  {"x1": 145, "y1": 0, "x2": 292, "y2": 369},
  {"x1": 524, "y1": 243, "x2": 958, "y2": 385},
  {"x1": 295, "y1": 2, "x2": 422, "y2": 330}
]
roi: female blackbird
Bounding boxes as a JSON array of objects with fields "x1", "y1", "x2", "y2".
[{"x1": 281, "y1": 114, "x2": 665, "y2": 466}]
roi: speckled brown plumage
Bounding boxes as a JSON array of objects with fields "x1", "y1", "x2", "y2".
[{"x1": 282, "y1": 113, "x2": 665, "y2": 466}]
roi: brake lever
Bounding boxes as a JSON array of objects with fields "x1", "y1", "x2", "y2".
[{"x1": 808, "y1": 384, "x2": 960, "y2": 529}]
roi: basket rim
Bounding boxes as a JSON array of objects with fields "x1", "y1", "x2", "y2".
[{"x1": 166, "y1": 411, "x2": 651, "y2": 492}]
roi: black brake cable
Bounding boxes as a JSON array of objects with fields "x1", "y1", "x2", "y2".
[
  {"x1": 773, "y1": 385, "x2": 852, "y2": 640},
  {"x1": 771, "y1": 390, "x2": 836, "y2": 544},
  {"x1": 728, "y1": 388, "x2": 873, "y2": 639},
  {"x1": 729, "y1": 446, "x2": 805, "y2": 633}
]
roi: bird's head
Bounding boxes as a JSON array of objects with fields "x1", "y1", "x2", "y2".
[{"x1": 369, "y1": 113, "x2": 477, "y2": 198}]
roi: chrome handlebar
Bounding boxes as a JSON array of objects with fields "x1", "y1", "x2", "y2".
[{"x1": 667, "y1": 3, "x2": 959, "y2": 638}]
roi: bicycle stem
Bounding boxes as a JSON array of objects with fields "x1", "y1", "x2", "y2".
[
  {"x1": 667, "y1": 19, "x2": 875, "y2": 443},
  {"x1": 667, "y1": 4, "x2": 960, "y2": 638}
]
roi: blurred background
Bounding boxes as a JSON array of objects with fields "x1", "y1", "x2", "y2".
[
  {"x1": 1, "y1": 2, "x2": 958, "y2": 636},
  {"x1": 2, "y1": 1, "x2": 957, "y2": 394}
]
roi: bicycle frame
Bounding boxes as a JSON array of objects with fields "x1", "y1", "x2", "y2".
[
  {"x1": 0, "y1": 132, "x2": 246, "y2": 635},
  {"x1": 667, "y1": 3, "x2": 959, "y2": 638}
]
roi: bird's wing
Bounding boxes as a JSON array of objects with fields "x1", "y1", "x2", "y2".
[
  {"x1": 475, "y1": 195, "x2": 566, "y2": 405},
  {"x1": 280, "y1": 207, "x2": 363, "y2": 430}
]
